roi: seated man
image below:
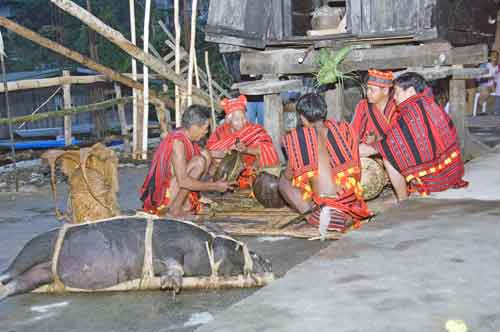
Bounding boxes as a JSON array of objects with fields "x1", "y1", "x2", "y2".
[
  {"x1": 140, "y1": 105, "x2": 235, "y2": 217},
  {"x1": 207, "y1": 95, "x2": 280, "y2": 188},
  {"x1": 279, "y1": 93, "x2": 371, "y2": 233},
  {"x1": 360, "y1": 72, "x2": 468, "y2": 200},
  {"x1": 351, "y1": 69, "x2": 399, "y2": 144}
]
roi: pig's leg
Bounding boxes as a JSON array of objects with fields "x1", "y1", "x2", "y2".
[
  {"x1": 0, "y1": 230, "x2": 57, "y2": 284},
  {"x1": 0, "y1": 262, "x2": 53, "y2": 301},
  {"x1": 155, "y1": 258, "x2": 185, "y2": 294}
]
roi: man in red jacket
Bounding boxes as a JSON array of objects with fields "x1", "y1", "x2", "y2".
[
  {"x1": 140, "y1": 105, "x2": 235, "y2": 218},
  {"x1": 351, "y1": 69, "x2": 399, "y2": 144},
  {"x1": 360, "y1": 72, "x2": 468, "y2": 201},
  {"x1": 207, "y1": 95, "x2": 280, "y2": 188}
]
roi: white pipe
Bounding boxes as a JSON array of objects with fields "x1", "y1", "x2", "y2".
[
  {"x1": 187, "y1": 0, "x2": 198, "y2": 107},
  {"x1": 142, "y1": 0, "x2": 151, "y2": 159},
  {"x1": 129, "y1": 0, "x2": 138, "y2": 156},
  {"x1": 174, "y1": 0, "x2": 181, "y2": 127}
]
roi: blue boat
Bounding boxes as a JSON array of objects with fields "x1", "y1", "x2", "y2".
[{"x1": 0, "y1": 137, "x2": 81, "y2": 150}]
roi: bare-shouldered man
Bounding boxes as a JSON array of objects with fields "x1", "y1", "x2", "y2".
[
  {"x1": 140, "y1": 105, "x2": 236, "y2": 218},
  {"x1": 279, "y1": 93, "x2": 371, "y2": 233}
]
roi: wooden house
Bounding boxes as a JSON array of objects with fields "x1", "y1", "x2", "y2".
[
  {"x1": 205, "y1": 0, "x2": 497, "y2": 159},
  {"x1": 206, "y1": 0, "x2": 498, "y2": 49}
]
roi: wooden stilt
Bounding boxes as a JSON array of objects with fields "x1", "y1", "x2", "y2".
[
  {"x1": 129, "y1": 0, "x2": 139, "y2": 158},
  {"x1": 449, "y1": 78, "x2": 466, "y2": 151},
  {"x1": 114, "y1": 83, "x2": 130, "y2": 153},
  {"x1": 62, "y1": 70, "x2": 72, "y2": 146}
]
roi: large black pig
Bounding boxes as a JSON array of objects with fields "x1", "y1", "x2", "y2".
[{"x1": 0, "y1": 217, "x2": 272, "y2": 300}]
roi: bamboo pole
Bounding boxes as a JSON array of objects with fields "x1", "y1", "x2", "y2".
[
  {"x1": 0, "y1": 74, "x2": 167, "y2": 93},
  {"x1": 0, "y1": 17, "x2": 173, "y2": 109},
  {"x1": 129, "y1": 0, "x2": 139, "y2": 158},
  {"x1": 142, "y1": 0, "x2": 151, "y2": 160},
  {"x1": 158, "y1": 19, "x2": 230, "y2": 98},
  {"x1": 62, "y1": 70, "x2": 72, "y2": 146},
  {"x1": 50, "y1": 0, "x2": 212, "y2": 106},
  {"x1": 0, "y1": 30, "x2": 18, "y2": 192},
  {"x1": 114, "y1": 83, "x2": 130, "y2": 152},
  {"x1": 174, "y1": 0, "x2": 181, "y2": 127},
  {"x1": 186, "y1": 0, "x2": 198, "y2": 107},
  {"x1": 0, "y1": 97, "x2": 133, "y2": 125},
  {"x1": 33, "y1": 272, "x2": 275, "y2": 293},
  {"x1": 204, "y1": 51, "x2": 216, "y2": 131}
]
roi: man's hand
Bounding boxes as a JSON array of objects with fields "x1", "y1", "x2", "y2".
[
  {"x1": 365, "y1": 131, "x2": 376, "y2": 145},
  {"x1": 213, "y1": 180, "x2": 238, "y2": 192},
  {"x1": 233, "y1": 141, "x2": 247, "y2": 153},
  {"x1": 359, "y1": 143, "x2": 378, "y2": 157}
]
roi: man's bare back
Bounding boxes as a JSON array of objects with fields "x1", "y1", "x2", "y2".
[{"x1": 311, "y1": 125, "x2": 340, "y2": 197}]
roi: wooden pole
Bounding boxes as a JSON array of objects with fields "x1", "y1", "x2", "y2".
[
  {"x1": 142, "y1": 0, "x2": 151, "y2": 160},
  {"x1": 450, "y1": 78, "x2": 466, "y2": 151},
  {"x1": 0, "y1": 97, "x2": 133, "y2": 125},
  {"x1": 0, "y1": 16, "x2": 173, "y2": 109},
  {"x1": 114, "y1": 83, "x2": 130, "y2": 152},
  {"x1": 0, "y1": 30, "x2": 18, "y2": 192},
  {"x1": 50, "y1": 0, "x2": 212, "y2": 106},
  {"x1": 263, "y1": 94, "x2": 284, "y2": 162},
  {"x1": 174, "y1": 0, "x2": 182, "y2": 127},
  {"x1": 62, "y1": 70, "x2": 72, "y2": 146},
  {"x1": 129, "y1": 0, "x2": 140, "y2": 159},
  {"x1": 186, "y1": 0, "x2": 198, "y2": 107},
  {"x1": 86, "y1": 0, "x2": 105, "y2": 139},
  {"x1": 204, "y1": 51, "x2": 216, "y2": 132}
]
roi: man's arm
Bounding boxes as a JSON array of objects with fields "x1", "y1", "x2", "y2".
[{"x1": 171, "y1": 140, "x2": 233, "y2": 192}]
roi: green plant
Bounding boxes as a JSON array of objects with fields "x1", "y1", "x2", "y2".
[{"x1": 316, "y1": 46, "x2": 357, "y2": 86}]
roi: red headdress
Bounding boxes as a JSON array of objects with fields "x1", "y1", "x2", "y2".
[
  {"x1": 221, "y1": 95, "x2": 247, "y2": 116},
  {"x1": 367, "y1": 69, "x2": 394, "y2": 88}
]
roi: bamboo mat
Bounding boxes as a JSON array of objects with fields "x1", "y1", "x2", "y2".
[
  {"x1": 198, "y1": 187, "x2": 397, "y2": 241},
  {"x1": 199, "y1": 190, "x2": 342, "y2": 240}
]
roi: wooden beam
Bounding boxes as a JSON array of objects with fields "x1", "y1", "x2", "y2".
[
  {"x1": 449, "y1": 79, "x2": 466, "y2": 150},
  {"x1": 0, "y1": 97, "x2": 133, "y2": 125},
  {"x1": 233, "y1": 79, "x2": 302, "y2": 95},
  {"x1": 0, "y1": 16, "x2": 173, "y2": 110},
  {"x1": 62, "y1": 70, "x2": 72, "y2": 146},
  {"x1": 50, "y1": 0, "x2": 212, "y2": 107},
  {"x1": 395, "y1": 66, "x2": 489, "y2": 81},
  {"x1": 240, "y1": 43, "x2": 489, "y2": 75}
]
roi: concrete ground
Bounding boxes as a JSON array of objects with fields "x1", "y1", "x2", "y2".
[
  {"x1": 197, "y1": 151, "x2": 500, "y2": 332},
  {"x1": 0, "y1": 143, "x2": 499, "y2": 331}
]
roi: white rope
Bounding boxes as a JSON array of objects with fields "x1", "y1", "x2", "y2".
[{"x1": 17, "y1": 86, "x2": 63, "y2": 129}]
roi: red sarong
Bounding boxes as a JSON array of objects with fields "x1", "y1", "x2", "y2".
[
  {"x1": 140, "y1": 130, "x2": 201, "y2": 214},
  {"x1": 374, "y1": 93, "x2": 468, "y2": 195},
  {"x1": 282, "y1": 120, "x2": 371, "y2": 232},
  {"x1": 351, "y1": 99, "x2": 399, "y2": 144},
  {"x1": 207, "y1": 123, "x2": 280, "y2": 188}
]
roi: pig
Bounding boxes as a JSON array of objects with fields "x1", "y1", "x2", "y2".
[{"x1": 0, "y1": 217, "x2": 272, "y2": 300}]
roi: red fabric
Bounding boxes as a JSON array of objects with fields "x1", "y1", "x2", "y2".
[
  {"x1": 374, "y1": 92, "x2": 468, "y2": 195},
  {"x1": 367, "y1": 69, "x2": 394, "y2": 88},
  {"x1": 307, "y1": 191, "x2": 370, "y2": 232},
  {"x1": 351, "y1": 99, "x2": 399, "y2": 144},
  {"x1": 207, "y1": 122, "x2": 280, "y2": 169},
  {"x1": 140, "y1": 130, "x2": 200, "y2": 214},
  {"x1": 221, "y1": 95, "x2": 247, "y2": 116},
  {"x1": 282, "y1": 120, "x2": 360, "y2": 181},
  {"x1": 282, "y1": 120, "x2": 371, "y2": 231}
]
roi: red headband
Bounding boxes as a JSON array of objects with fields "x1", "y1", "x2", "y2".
[
  {"x1": 367, "y1": 69, "x2": 394, "y2": 88},
  {"x1": 221, "y1": 95, "x2": 247, "y2": 116}
]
